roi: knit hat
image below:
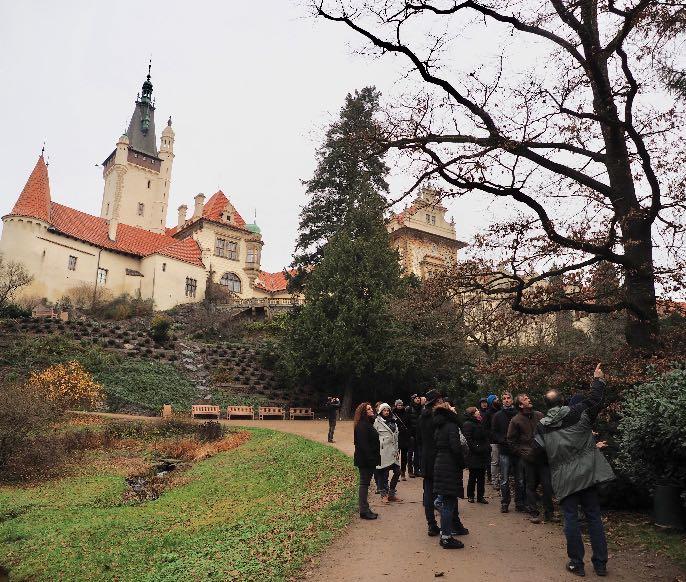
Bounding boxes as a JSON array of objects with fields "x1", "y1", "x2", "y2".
[
  {"x1": 394, "y1": 399, "x2": 404, "y2": 407},
  {"x1": 487, "y1": 394, "x2": 498, "y2": 406},
  {"x1": 410, "y1": 393, "x2": 419, "y2": 400},
  {"x1": 377, "y1": 402, "x2": 391, "y2": 413}
]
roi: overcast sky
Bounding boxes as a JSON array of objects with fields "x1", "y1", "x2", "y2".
[{"x1": 0, "y1": 1, "x2": 509, "y2": 272}]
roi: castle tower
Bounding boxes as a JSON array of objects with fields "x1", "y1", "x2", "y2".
[{"x1": 100, "y1": 65, "x2": 174, "y2": 235}]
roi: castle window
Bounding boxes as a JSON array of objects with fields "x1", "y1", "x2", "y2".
[
  {"x1": 138, "y1": 202, "x2": 145, "y2": 216},
  {"x1": 162, "y1": 262, "x2": 167, "y2": 272},
  {"x1": 431, "y1": 215, "x2": 436, "y2": 225},
  {"x1": 185, "y1": 277, "x2": 197, "y2": 298},
  {"x1": 97, "y1": 268, "x2": 108, "y2": 286},
  {"x1": 220, "y1": 272, "x2": 241, "y2": 293},
  {"x1": 247, "y1": 248, "x2": 257, "y2": 264},
  {"x1": 106, "y1": 203, "x2": 110, "y2": 215},
  {"x1": 147, "y1": 180, "x2": 151, "y2": 189},
  {"x1": 67, "y1": 255, "x2": 77, "y2": 271},
  {"x1": 215, "y1": 237, "x2": 238, "y2": 260},
  {"x1": 426, "y1": 213, "x2": 431, "y2": 223}
]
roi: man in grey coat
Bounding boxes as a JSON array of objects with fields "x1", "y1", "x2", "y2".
[{"x1": 537, "y1": 363, "x2": 615, "y2": 578}]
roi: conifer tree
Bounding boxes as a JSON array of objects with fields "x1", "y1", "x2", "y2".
[{"x1": 290, "y1": 87, "x2": 389, "y2": 287}]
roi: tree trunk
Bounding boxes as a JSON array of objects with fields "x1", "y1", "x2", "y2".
[
  {"x1": 622, "y1": 220, "x2": 660, "y2": 350},
  {"x1": 340, "y1": 378, "x2": 355, "y2": 420}
]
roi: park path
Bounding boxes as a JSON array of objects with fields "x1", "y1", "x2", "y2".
[{"x1": 90, "y1": 413, "x2": 681, "y2": 581}]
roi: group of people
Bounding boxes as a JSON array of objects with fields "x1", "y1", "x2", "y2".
[{"x1": 352, "y1": 364, "x2": 615, "y2": 577}]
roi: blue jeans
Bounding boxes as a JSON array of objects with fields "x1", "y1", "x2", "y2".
[
  {"x1": 436, "y1": 495, "x2": 456, "y2": 537},
  {"x1": 423, "y1": 478, "x2": 464, "y2": 529},
  {"x1": 499, "y1": 453, "x2": 525, "y2": 508},
  {"x1": 561, "y1": 486, "x2": 608, "y2": 570}
]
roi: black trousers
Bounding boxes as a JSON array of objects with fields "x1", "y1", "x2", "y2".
[
  {"x1": 358, "y1": 467, "x2": 374, "y2": 514},
  {"x1": 400, "y1": 447, "x2": 408, "y2": 476},
  {"x1": 467, "y1": 467, "x2": 486, "y2": 500},
  {"x1": 524, "y1": 460, "x2": 554, "y2": 516},
  {"x1": 328, "y1": 418, "x2": 336, "y2": 442}
]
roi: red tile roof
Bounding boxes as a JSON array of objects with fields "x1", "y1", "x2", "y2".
[
  {"x1": 254, "y1": 269, "x2": 296, "y2": 293},
  {"x1": 47, "y1": 203, "x2": 204, "y2": 267},
  {"x1": 8, "y1": 155, "x2": 51, "y2": 222},
  {"x1": 203, "y1": 190, "x2": 247, "y2": 228},
  {"x1": 390, "y1": 204, "x2": 418, "y2": 225}
]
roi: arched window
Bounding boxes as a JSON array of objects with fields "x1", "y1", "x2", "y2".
[{"x1": 219, "y1": 272, "x2": 241, "y2": 293}]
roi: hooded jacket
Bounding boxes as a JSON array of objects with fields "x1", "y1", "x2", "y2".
[
  {"x1": 374, "y1": 414, "x2": 400, "y2": 469},
  {"x1": 432, "y1": 407, "x2": 465, "y2": 497},
  {"x1": 537, "y1": 379, "x2": 615, "y2": 500},
  {"x1": 416, "y1": 407, "x2": 436, "y2": 478}
]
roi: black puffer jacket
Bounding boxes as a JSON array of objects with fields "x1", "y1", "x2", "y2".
[
  {"x1": 354, "y1": 420, "x2": 381, "y2": 469},
  {"x1": 417, "y1": 407, "x2": 436, "y2": 478},
  {"x1": 462, "y1": 415, "x2": 491, "y2": 469},
  {"x1": 432, "y1": 407, "x2": 465, "y2": 497}
]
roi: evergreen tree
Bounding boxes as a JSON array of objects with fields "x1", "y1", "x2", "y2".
[
  {"x1": 290, "y1": 87, "x2": 388, "y2": 288},
  {"x1": 287, "y1": 193, "x2": 404, "y2": 417}
]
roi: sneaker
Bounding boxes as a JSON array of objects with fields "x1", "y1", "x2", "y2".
[
  {"x1": 566, "y1": 562, "x2": 585, "y2": 577},
  {"x1": 380, "y1": 496, "x2": 391, "y2": 504},
  {"x1": 500, "y1": 504, "x2": 509, "y2": 513},
  {"x1": 360, "y1": 510, "x2": 378, "y2": 520},
  {"x1": 388, "y1": 495, "x2": 403, "y2": 502},
  {"x1": 477, "y1": 498, "x2": 489, "y2": 504},
  {"x1": 594, "y1": 565, "x2": 607, "y2": 577},
  {"x1": 439, "y1": 537, "x2": 464, "y2": 549},
  {"x1": 401, "y1": 475, "x2": 407, "y2": 481},
  {"x1": 451, "y1": 525, "x2": 469, "y2": 536},
  {"x1": 467, "y1": 497, "x2": 475, "y2": 503},
  {"x1": 427, "y1": 524, "x2": 440, "y2": 537}
]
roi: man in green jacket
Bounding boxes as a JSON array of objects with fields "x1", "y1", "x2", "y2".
[{"x1": 537, "y1": 363, "x2": 615, "y2": 578}]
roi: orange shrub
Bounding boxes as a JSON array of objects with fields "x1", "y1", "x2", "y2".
[{"x1": 28, "y1": 361, "x2": 103, "y2": 410}]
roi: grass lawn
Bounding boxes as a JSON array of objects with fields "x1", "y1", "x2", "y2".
[
  {"x1": 0, "y1": 428, "x2": 356, "y2": 581},
  {"x1": 607, "y1": 512, "x2": 686, "y2": 569}
]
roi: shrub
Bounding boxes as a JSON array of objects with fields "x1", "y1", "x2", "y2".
[
  {"x1": 0, "y1": 303, "x2": 31, "y2": 319},
  {"x1": 617, "y1": 368, "x2": 686, "y2": 489},
  {"x1": 0, "y1": 382, "x2": 57, "y2": 473},
  {"x1": 27, "y1": 361, "x2": 104, "y2": 411},
  {"x1": 197, "y1": 421, "x2": 224, "y2": 442},
  {"x1": 150, "y1": 314, "x2": 172, "y2": 344}
]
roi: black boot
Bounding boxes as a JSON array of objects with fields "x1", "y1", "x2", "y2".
[
  {"x1": 439, "y1": 536, "x2": 464, "y2": 549},
  {"x1": 427, "y1": 524, "x2": 440, "y2": 537},
  {"x1": 477, "y1": 498, "x2": 489, "y2": 504},
  {"x1": 360, "y1": 510, "x2": 378, "y2": 520},
  {"x1": 500, "y1": 504, "x2": 509, "y2": 513}
]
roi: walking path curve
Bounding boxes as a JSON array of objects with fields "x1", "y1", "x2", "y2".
[{"x1": 89, "y1": 413, "x2": 682, "y2": 581}]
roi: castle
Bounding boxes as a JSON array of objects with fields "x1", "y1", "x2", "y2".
[{"x1": 1, "y1": 71, "x2": 465, "y2": 311}]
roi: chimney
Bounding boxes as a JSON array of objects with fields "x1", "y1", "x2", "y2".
[
  {"x1": 193, "y1": 193, "x2": 205, "y2": 219},
  {"x1": 108, "y1": 218, "x2": 118, "y2": 241},
  {"x1": 177, "y1": 204, "x2": 187, "y2": 228}
]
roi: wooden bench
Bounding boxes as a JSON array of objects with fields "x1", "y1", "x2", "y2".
[
  {"x1": 191, "y1": 404, "x2": 220, "y2": 419},
  {"x1": 227, "y1": 405, "x2": 255, "y2": 420},
  {"x1": 289, "y1": 407, "x2": 314, "y2": 420},
  {"x1": 161, "y1": 404, "x2": 173, "y2": 419},
  {"x1": 258, "y1": 406, "x2": 285, "y2": 420}
]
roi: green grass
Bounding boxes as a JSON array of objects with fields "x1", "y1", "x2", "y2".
[
  {"x1": 607, "y1": 512, "x2": 686, "y2": 569},
  {"x1": 0, "y1": 428, "x2": 356, "y2": 581}
]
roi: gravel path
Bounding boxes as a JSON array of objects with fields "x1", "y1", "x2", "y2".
[{"x1": 86, "y1": 413, "x2": 683, "y2": 581}]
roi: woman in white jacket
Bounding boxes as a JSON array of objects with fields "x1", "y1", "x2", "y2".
[{"x1": 374, "y1": 403, "x2": 403, "y2": 503}]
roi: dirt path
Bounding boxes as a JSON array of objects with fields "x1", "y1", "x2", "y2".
[{"x1": 87, "y1": 413, "x2": 683, "y2": 581}]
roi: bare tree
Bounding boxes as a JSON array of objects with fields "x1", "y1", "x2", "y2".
[
  {"x1": 313, "y1": 0, "x2": 686, "y2": 350},
  {"x1": 0, "y1": 255, "x2": 32, "y2": 310}
]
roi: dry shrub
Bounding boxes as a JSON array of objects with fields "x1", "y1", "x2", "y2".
[
  {"x1": 28, "y1": 361, "x2": 103, "y2": 410},
  {"x1": 152, "y1": 431, "x2": 250, "y2": 462}
]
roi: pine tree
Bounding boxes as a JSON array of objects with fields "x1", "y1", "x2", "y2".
[{"x1": 290, "y1": 87, "x2": 389, "y2": 288}]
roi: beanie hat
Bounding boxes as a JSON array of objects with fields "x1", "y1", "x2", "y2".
[
  {"x1": 394, "y1": 399, "x2": 404, "y2": 407},
  {"x1": 377, "y1": 402, "x2": 391, "y2": 413},
  {"x1": 487, "y1": 394, "x2": 498, "y2": 406}
]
